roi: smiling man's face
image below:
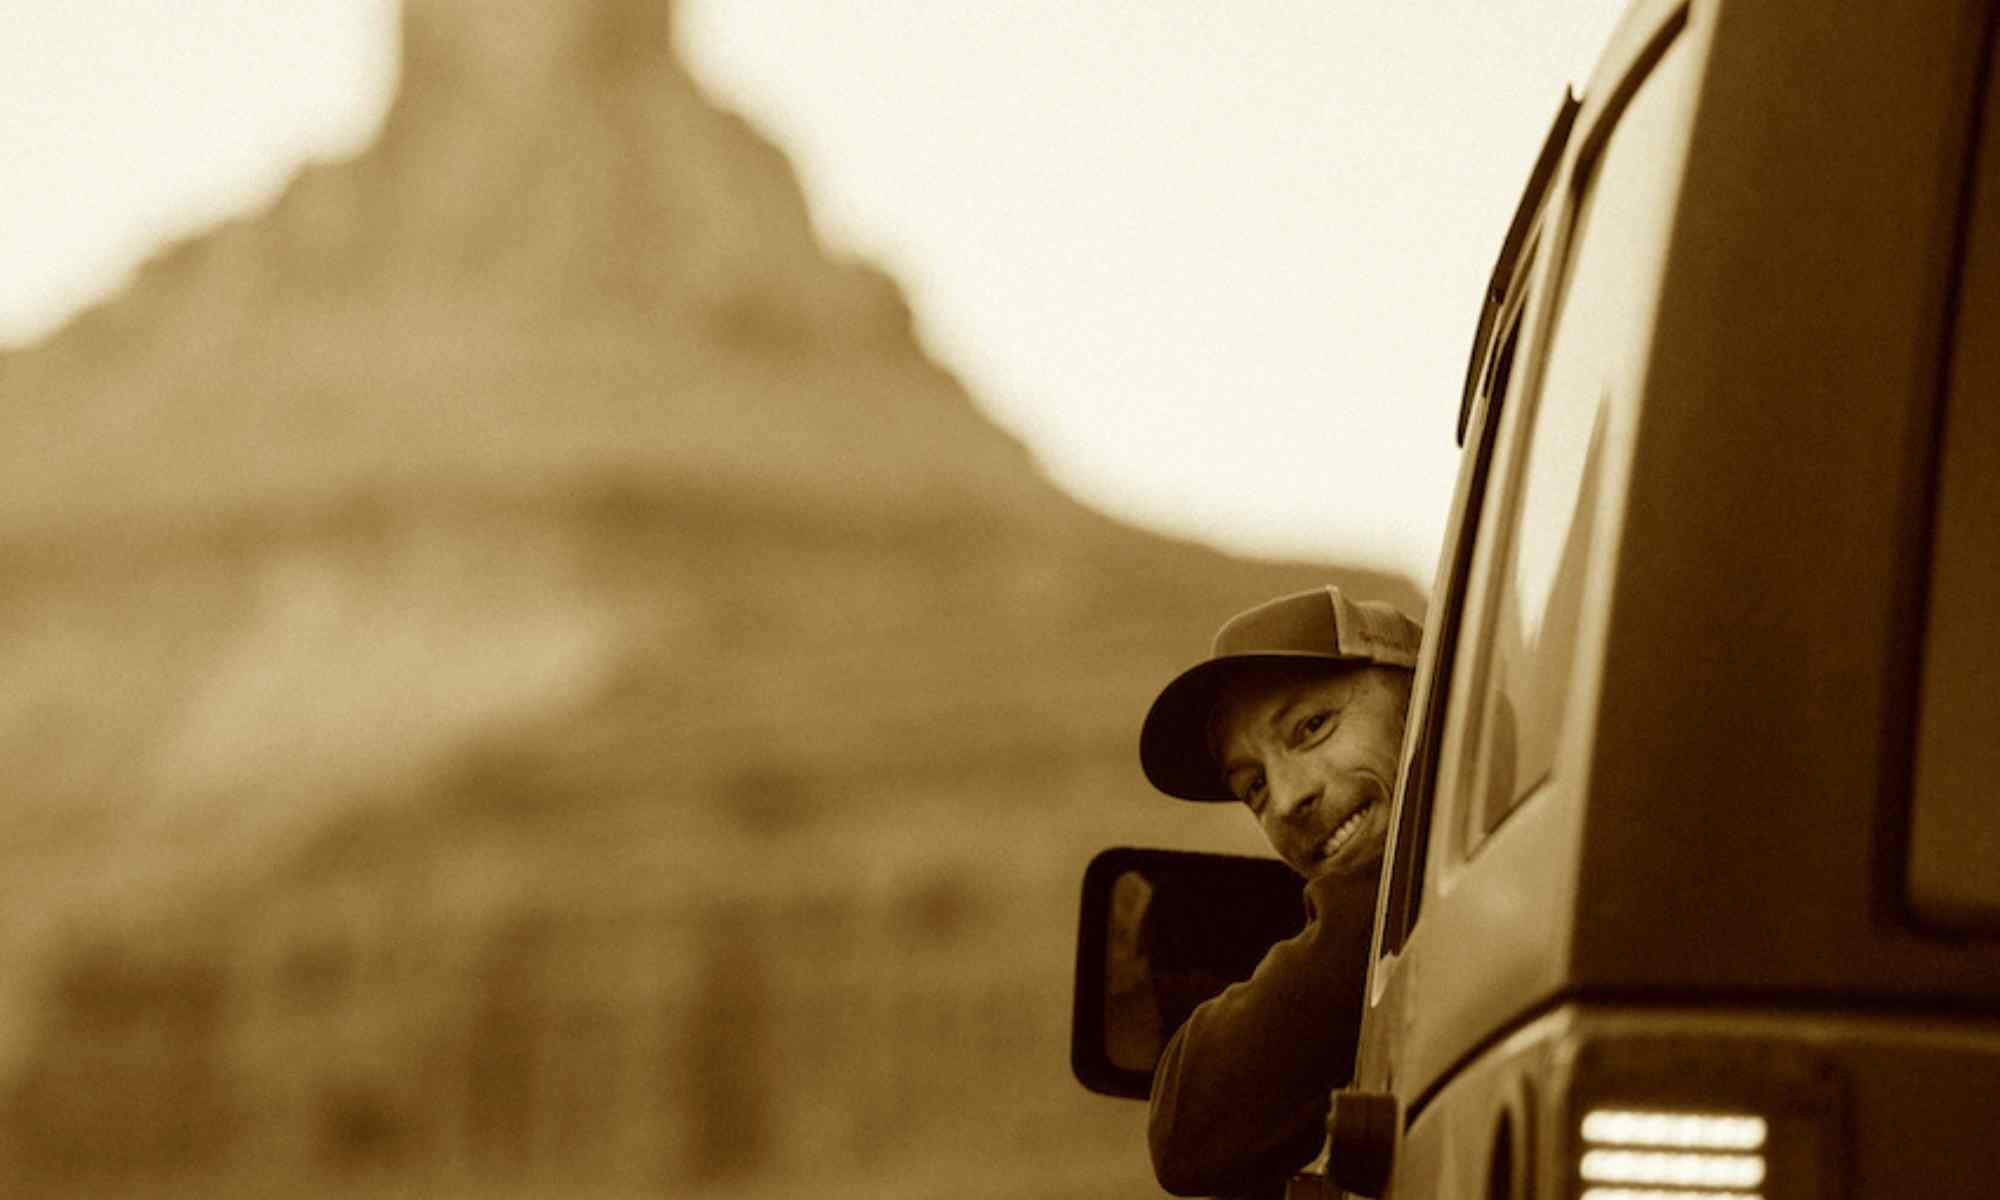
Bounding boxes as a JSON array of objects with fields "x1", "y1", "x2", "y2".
[{"x1": 1210, "y1": 662, "x2": 1411, "y2": 879}]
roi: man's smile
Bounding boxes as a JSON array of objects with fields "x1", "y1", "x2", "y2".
[
  {"x1": 1317, "y1": 798, "x2": 1375, "y2": 859},
  {"x1": 1306, "y1": 773, "x2": 1389, "y2": 874}
]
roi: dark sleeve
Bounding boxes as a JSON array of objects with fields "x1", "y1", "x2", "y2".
[{"x1": 1147, "y1": 867, "x2": 1379, "y2": 1198}]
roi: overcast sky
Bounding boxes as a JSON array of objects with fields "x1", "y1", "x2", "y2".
[{"x1": 3, "y1": 2, "x2": 1623, "y2": 582}]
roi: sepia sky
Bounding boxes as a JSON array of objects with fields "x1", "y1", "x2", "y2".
[{"x1": 2, "y1": 1, "x2": 1622, "y2": 582}]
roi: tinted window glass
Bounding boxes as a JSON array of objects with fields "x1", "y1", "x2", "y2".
[
  {"x1": 1457, "y1": 27, "x2": 1695, "y2": 841},
  {"x1": 1379, "y1": 288, "x2": 1529, "y2": 955}
]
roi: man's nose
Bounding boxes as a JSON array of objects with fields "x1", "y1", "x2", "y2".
[{"x1": 1266, "y1": 766, "x2": 1321, "y2": 826}]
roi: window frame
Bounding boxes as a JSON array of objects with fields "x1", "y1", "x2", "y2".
[{"x1": 1377, "y1": 92, "x2": 1578, "y2": 959}]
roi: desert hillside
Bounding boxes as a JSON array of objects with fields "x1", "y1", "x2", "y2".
[{"x1": 0, "y1": 3, "x2": 1420, "y2": 1196}]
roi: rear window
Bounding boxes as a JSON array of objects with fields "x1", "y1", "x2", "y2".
[{"x1": 1906, "y1": 66, "x2": 2000, "y2": 931}]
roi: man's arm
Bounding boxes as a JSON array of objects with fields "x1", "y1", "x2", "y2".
[{"x1": 1147, "y1": 868, "x2": 1379, "y2": 1197}]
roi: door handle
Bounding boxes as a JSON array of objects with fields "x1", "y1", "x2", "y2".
[{"x1": 1324, "y1": 1089, "x2": 1399, "y2": 1197}]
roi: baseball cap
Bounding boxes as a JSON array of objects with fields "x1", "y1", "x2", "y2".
[{"x1": 1139, "y1": 586, "x2": 1422, "y2": 802}]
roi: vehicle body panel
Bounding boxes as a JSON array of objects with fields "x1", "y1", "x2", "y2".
[{"x1": 1572, "y1": 0, "x2": 1997, "y2": 1001}]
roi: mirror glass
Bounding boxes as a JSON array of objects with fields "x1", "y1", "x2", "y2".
[
  {"x1": 1103, "y1": 869, "x2": 1166, "y2": 1071},
  {"x1": 1088, "y1": 852, "x2": 1307, "y2": 1080}
]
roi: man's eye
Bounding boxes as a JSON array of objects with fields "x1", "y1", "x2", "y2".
[
  {"x1": 1296, "y1": 711, "x2": 1333, "y2": 742},
  {"x1": 1240, "y1": 772, "x2": 1266, "y2": 812}
]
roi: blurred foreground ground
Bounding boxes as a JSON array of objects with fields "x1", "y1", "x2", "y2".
[{"x1": 0, "y1": 3, "x2": 1418, "y2": 1195}]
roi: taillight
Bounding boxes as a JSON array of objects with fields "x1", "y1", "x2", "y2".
[
  {"x1": 1563, "y1": 1036, "x2": 1846, "y2": 1200},
  {"x1": 1577, "y1": 1106, "x2": 1768, "y2": 1197}
]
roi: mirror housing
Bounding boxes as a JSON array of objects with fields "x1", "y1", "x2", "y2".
[{"x1": 1070, "y1": 847, "x2": 1306, "y2": 1099}]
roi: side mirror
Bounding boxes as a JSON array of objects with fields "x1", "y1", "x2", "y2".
[{"x1": 1070, "y1": 847, "x2": 1306, "y2": 1098}]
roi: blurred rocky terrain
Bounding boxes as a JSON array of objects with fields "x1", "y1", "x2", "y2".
[{"x1": 0, "y1": 2, "x2": 1420, "y2": 1196}]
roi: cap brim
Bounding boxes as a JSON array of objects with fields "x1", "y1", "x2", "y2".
[{"x1": 1139, "y1": 652, "x2": 1365, "y2": 803}]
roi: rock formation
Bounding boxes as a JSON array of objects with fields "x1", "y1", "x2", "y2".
[{"x1": 0, "y1": 2, "x2": 1420, "y2": 1195}]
